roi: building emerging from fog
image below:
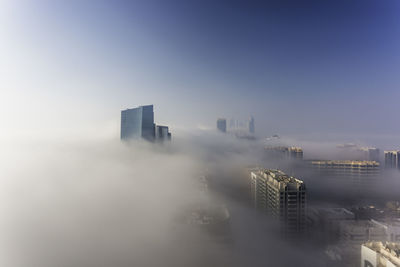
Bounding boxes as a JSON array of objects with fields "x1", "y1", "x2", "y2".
[
  {"x1": 250, "y1": 169, "x2": 306, "y2": 235},
  {"x1": 264, "y1": 146, "x2": 304, "y2": 160},
  {"x1": 308, "y1": 160, "x2": 380, "y2": 182},
  {"x1": 216, "y1": 118, "x2": 227, "y2": 133},
  {"x1": 385, "y1": 151, "x2": 400, "y2": 169},
  {"x1": 359, "y1": 147, "x2": 380, "y2": 162},
  {"x1": 362, "y1": 242, "x2": 400, "y2": 267},
  {"x1": 248, "y1": 116, "x2": 255, "y2": 134},
  {"x1": 289, "y1": 147, "x2": 303, "y2": 159},
  {"x1": 121, "y1": 105, "x2": 171, "y2": 142}
]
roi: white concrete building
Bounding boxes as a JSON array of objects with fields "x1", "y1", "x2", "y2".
[{"x1": 361, "y1": 242, "x2": 400, "y2": 267}]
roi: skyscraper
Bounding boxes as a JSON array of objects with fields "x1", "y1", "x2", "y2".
[
  {"x1": 384, "y1": 151, "x2": 400, "y2": 169},
  {"x1": 248, "y1": 116, "x2": 255, "y2": 134},
  {"x1": 121, "y1": 105, "x2": 155, "y2": 141},
  {"x1": 217, "y1": 118, "x2": 227, "y2": 133},
  {"x1": 155, "y1": 125, "x2": 171, "y2": 141},
  {"x1": 250, "y1": 169, "x2": 306, "y2": 235},
  {"x1": 358, "y1": 147, "x2": 380, "y2": 162}
]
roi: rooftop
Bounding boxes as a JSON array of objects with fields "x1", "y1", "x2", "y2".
[
  {"x1": 254, "y1": 169, "x2": 304, "y2": 186},
  {"x1": 363, "y1": 241, "x2": 400, "y2": 266}
]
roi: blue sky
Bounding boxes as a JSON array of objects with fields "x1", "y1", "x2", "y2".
[{"x1": 1, "y1": 0, "x2": 400, "y2": 140}]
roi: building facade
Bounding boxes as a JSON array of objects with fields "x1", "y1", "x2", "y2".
[
  {"x1": 250, "y1": 169, "x2": 306, "y2": 234},
  {"x1": 217, "y1": 118, "x2": 227, "y2": 133},
  {"x1": 248, "y1": 116, "x2": 255, "y2": 134},
  {"x1": 361, "y1": 242, "x2": 400, "y2": 267},
  {"x1": 155, "y1": 125, "x2": 171, "y2": 141},
  {"x1": 121, "y1": 105, "x2": 155, "y2": 141},
  {"x1": 264, "y1": 146, "x2": 304, "y2": 160},
  {"x1": 289, "y1": 147, "x2": 303, "y2": 159},
  {"x1": 308, "y1": 160, "x2": 380, "y2": 183},
  {"x1": 385, "y1": 151, "x2": 400, "y2": 169},
  {"x1": 121, "y1": 105, "x2": 171, "y2": 142}
]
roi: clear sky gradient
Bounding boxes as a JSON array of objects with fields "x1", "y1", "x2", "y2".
[{"x1": 1, "y1": 0, "x2": 399, "y2": 139}]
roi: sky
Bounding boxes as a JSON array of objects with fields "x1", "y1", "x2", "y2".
[{"x1": 1, "y1": 0, "x2": 400, "y2": 141}]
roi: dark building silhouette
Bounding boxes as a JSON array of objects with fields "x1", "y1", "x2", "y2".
[
  {"x1": 217, "y1": 118, "x2": 227, "y2": 133},
  {"x1": 248, "y1": 116, "x2": 255, "y2": 134}
]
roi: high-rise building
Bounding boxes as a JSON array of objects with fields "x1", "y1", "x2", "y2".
[
  {"x1": 289, "y1": 147, "x2": 303, "y2": 159},
  {"x1": 121, "y1": 105, "x2": 155, "y2": 141},
  {"x1": 361, "y1": 241, "x2": 400, "y2": 267},
  {"x1": 250, "y1": 169, "x2": 306, "y2": 234},
  {"x1": 217, "y1": 118, "x2": 227, "y2": 133},
  {"x1": 385, "y1": 151, "x2": 400, "y2": 169},
  {"x1": 308, "y1": 160, "x2": 380, "y2": 182},
  {"x1": 359, "y1": 147, "x2": 380, "y2": 162},
  {"x1": 248, "y1": 116, "x2": 255, "y2": 134},
  {"x1": 121, "y1": 105, "x2": 172, "y2": 142},
  {"x1": 264, "y1": 146, "x2": 304, "y2": 160},
  {"x1": 155, "y1": 125, "x2": 171, "y2": 141}
]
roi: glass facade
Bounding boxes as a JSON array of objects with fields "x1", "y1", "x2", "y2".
[{"x1": 121, "y1": 105, "x2": 155, "y2": 141}]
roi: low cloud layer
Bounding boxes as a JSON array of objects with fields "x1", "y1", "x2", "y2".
[{"x1": 0, "y1": 131, "x2": 399, "y2": 267}]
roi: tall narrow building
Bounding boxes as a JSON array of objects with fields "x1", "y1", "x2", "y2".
[
  {"x1": 250, "y1": 169, "x2": 306, "y2": 235},
  {"x1": 217, "y1": 118, "x2": 227, "y2": 133},
  {"x1": 121, "y1": 105, "x2": 155, "y2": 141},
  {"x1": 248, "y1": 116, "x2": 255, "y2": 134}
]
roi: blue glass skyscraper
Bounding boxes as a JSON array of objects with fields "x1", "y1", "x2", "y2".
[{"x1": 121, "y1": 105, "x2": 155, "y2": 141}]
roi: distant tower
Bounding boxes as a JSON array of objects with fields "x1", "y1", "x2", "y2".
[
  {"x1": 359, "y1": 147, "x2": 380, "y2": 162},
  {"x1": 155, "y1": 125, "x2": 171, "y2": 141},
  {"x1": 121, "y1": 105, "x2": 155, "y2": 141},
  {"x1": 248, "y1": 116, "x2": 255, "y2": 134},
  {"x1": 217, "y1": 118, "x2": 227, "y2": 133},
  {"x1": 385, "y1": 151, "x2": 400, "y2": 169}
]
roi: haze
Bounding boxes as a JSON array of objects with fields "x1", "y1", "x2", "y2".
[{"x1": 1, "y1": 1, "x2": 400, "y2": 267}]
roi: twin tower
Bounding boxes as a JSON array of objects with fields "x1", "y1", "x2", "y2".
[{"x1": 120, "y1": 105, "x2": 171, "y2": 142}]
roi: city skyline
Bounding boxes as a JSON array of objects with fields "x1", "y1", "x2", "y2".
[
  {"x1": 1, "y1": 0, "x2": 400, "y2": 142},
  {"x1": 1, "y1": 1, "x2": 400, "y2": 267}
]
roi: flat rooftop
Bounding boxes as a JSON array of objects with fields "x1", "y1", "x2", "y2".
[{"x1": 253, "y1": 169, "x2": 304, "y2": 185}]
